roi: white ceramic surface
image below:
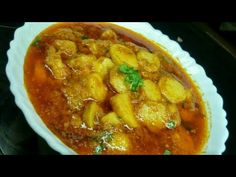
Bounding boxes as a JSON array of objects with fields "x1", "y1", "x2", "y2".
[{"x1": 6, "y1": 22, "x2": 228, "y2": 154}]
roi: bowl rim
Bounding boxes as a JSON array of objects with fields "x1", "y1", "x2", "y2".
[{"x1": 6, "y1": 22, "x2": 228, "y2": 154}]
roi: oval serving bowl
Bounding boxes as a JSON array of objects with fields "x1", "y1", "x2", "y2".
[{"x1": 6, "y1": 22, "x2": 228, "y2": 154}]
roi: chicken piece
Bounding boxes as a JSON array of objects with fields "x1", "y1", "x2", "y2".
[
  {"x1": 82, "y1": 39, "x2": 112, "y2": 57},
  {"x1": 54, "y1": 28, "x2": 76, "y2": 41},
  {"x1": 110, "y1": 44, "x2": 138, "y2": 68},
  {"x1": 110, "y1": 93, "x2": 138, "y2": 128},
  {"x1": 54, "y1": 40, "x2": 77, "y2": 57},
  {"x1": 45, "y1": 46, "x2": 69, "y2": 79},
  {"x1": 137, "y1": 49, "x2": 160, "y2": 72},
  {"x1": 158, "y1": 76, "x2": 187, "y2": 103},
  {"x1": 67, "y1": 54, "x2": 96, "y2": 70}
]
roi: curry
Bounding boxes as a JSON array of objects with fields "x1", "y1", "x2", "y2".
[{"x1": 24, "y1": 22, "x2": 208, "y2": 154}]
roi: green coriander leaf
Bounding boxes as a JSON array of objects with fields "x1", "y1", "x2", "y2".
[
  {"x1": 101, "y1": 131, "x2": 113, "y2": 142},
  {"x1": 166, "y1": 120, "x2": 176, "y2": 129},
  {"x1": 118, "y1": 64, "x2": 143, "y2": 92},
  {"x1": 93, "y1": 131, "x2": 113, "y2": 154},
  {"x1": 81, "y1": 35, "x2": 89, "y2": 40},
  {"x1": 163, "y1": 149, "x2": 172, "y2": 155},
  {"x1": 119, "y1": 64, "x2": 133, "y2": 74},
  {"x1": 94, "y1": 144, "x2": 105, "y2": 155}
]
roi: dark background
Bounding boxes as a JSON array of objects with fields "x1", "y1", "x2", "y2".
[{"x1": 0, "y1": 22, "x2": 235, "y2": 155}]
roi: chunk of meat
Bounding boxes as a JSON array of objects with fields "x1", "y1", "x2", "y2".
[
  {"x1": 67, "y1": 54, "x2": 96, "y2": 71},
  {"x1": 54, "y1": 28, "x2": 76, "y2": 41},
  {"x1": 45, "y1": 46, "x2": 70, "y2": 79},
  {"x1": 54, "y1": 28, "x2": 83, "y2": 41},
  {"x1": 82, "y1": 39, "x2": 112, "y2": 57},
  {"x1": 54, "y1": 40, "x2": 77, "y2": 57}
]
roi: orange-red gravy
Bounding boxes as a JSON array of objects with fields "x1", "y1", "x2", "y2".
[{"x1": 24, "y1": 22, "x2": 208, "y2": 154}]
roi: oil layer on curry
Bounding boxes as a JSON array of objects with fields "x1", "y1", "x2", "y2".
[{"x1": 24, "y1": 22, "x2": 208, "y2": 154}]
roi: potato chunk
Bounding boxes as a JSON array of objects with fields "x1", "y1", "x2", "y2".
[
  {"x1": 101, "y1": 112, "x2": 121, "y2": 126},
  {"x1": 137, "y1": 49, "x2": 160, "y2": 72},
  {"x1": 137, "y1": 101, "x2": 168, "y2": 133},
  {"x1": 110, "y1": 44, "x2": 138, "y2": 68},
  {"x1": 110, "y1": 93, "x2": 138, "y2": 128},
  {"x1": 85, "y1": 73, "x2": 107, "y2": 102},
  {"x1": 45, "y1": 46, "x2": 69, "y2": 79},
  {"x1": 166, "y1": 103, "x2": 181, "y2": 127},
  {"x1": 54, "y1": 39, "x2": 77, "y2": 56},
  {"x1": 107, "y1": 133, "x2": 131, "y2": 152},
  {"x1": 83, "y1": 102, "x2": 101, "y2": 129},
  {"x1": 158, "y1": 76, "x2": 186, "y2": 103},
  {"x1": 93, "y1": 57, "x2": 114, "y2": 79},
  {"x1": 109, "y1": 67, "x2": 128, "y2": 93},
  {"x1": 142, "y1": 80, "x2": 161, "y2": 101}
]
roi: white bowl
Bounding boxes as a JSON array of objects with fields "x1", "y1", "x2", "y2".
[{"x1": 6, "y1": 22, "x2": 228, "y2": 154}]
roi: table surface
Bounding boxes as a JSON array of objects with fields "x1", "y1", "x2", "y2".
[{"x1": 0, "y1": 22, "x2": 235, "y2": 155}]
